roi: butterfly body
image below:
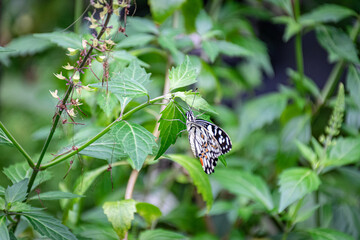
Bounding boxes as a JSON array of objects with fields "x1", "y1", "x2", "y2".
[{"x1": 186, "y1": 110, "x2": 232, "y2": 174}]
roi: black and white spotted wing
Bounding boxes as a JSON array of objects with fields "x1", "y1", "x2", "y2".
[{"x1": 186, "y1": 110, "x2": 232, "y2": 174}]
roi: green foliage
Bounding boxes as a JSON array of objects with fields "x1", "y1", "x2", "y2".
[
  {"x1": 1, "y1": 0, "x2": 360, "y2": 239},
  {"x1": 103, "y1": 200, "x2": 136, "y2": 239}
]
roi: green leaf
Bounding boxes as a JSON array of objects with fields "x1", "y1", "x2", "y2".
[
  {"x1": 127, "y1": 17, "x2": 159, "y2": 35},
  {"x1": 0, "y1": 129, "x2": 13, "y2": 146},
  {"x1": 174, "y1": 91, "x2": 217, "y2": 115},
  {"x1": 239, "y1": 93, "x2": 287, "y2": 140},
  {"x1": 0, "y1": 35, "x2": 52, "y2": 65},
  {"x1": 3, "y1": 162, "x2": 52, "y2": 190},
  {"x1": 149, "y1": 0, "x2": 186, "y2": 24},
  {"x1": 155, "y1": 101, "x2": 186, "y2": 159},
  {"x1": 295, "y1": 140, "x2": 317, "y2": 167},
  {"x1": 326, "y1": 137, "x2": 360, "y2": 167},
  {"x1": 0, "y1": 198, "x2": 4, "y2": 209},
  {"x1": 136, "y1": 202, "x2": 162, "y2": 226},
  {"x1": 34, "y1": 32, "x2": 82, "y2": 49},
  {"x1": 23, "y1": 211, "x2": 77, "y2": 240},
  {"x1": 0, "y1": 46, "x2": 14, "y2": 52},
  {"x1": 307, "y1": 228, "x2": 354, "y2": 240},
  {"x1": 103, "y1": 200, "x2": 136, "y2": 239},
  {"x1": 169, "y1": 56, "x2": 199, "y2": 91},
  {"x1": 273, "y1": 16, "x2": 302, "y2": 42},
  {"x1": 181, "y1": 0, "x2": 202, "y2": 32},
  {"x1": 96, "y1": 93, "x2": 119, "y2": 118},
  {"x1": 202, "y1": 40, "x2": 219, "y2": 63},
  {"x1": 167, "y1": 154, "x2": 213, "y2": 211},
  {"x1": 139, "y1": 229, "x2": 187, "y2": 240},
  {"x1": 300, "y1": 4, "x2": 356, "y2": 26},
  {"x1": 111, "y1": 121, "x2": 157, "y2": 170},
  {"x1": 196, "y1": 10, "x2": 213, "y2": 35},
  {"x1": 28, "y1": 191, "x2": 83, "y2": 201},
  {"x1": 117, "y1": 34, "x2": 155, "y2": 48},
  {"x1": 0, "y1": 216, "x2": 10, "y2": 240},
  {"x1": 9, "y1": 202, "x2": 31, "y2": 212},
  {"x1": 316, "y1": 26, "x2": 359, "y2": 64},
  {"x1": 0, "y1": 186, "x2": 4, "y2": 196},
  {"x1": 281, "y1": 115, "x2": 311, "y2": 151},
  {"x1": 158, "y1": 33, "x2": 185, "y2": 65},
  {"x1": 278, "y1": 167, "x2": 320, "y2": 212},
  {"x1": 214, "y1": 169, "x2": 274, "y2": 211},
  {"x1": 216, "y1": 40, "x2": 252, "y2": 57},
  {"x1": 5, "y1": 178, "x2": 28, "y2": 203},
  {"x1": 346, "y1": 66, "x2": 360, "y2": 109}
]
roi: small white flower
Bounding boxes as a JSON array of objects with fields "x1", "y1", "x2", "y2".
[
  {"x1": 67, "y1": 108, "x2": 76, "y2": 117},
  {"x1": 54, "y1": 72, "x2": 66, "y2": 80},
  {"x1": 49, "y1": 90, "x2": 59, "y2": 99},
  {"x1": 62, "y1": 63, "x2": 74, "y2": 70},
  {"x1": 66, "y1": 48, "x2": 79, "y2": 56}
]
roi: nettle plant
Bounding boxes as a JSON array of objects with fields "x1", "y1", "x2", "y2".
[{"x1": 1, "y1": 0, "x2": 360, "y2": 239}]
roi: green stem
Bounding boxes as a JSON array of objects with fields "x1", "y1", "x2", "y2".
[
  {"x1": 74, "y1": 0, "x2": 83, "y2": 34},
  {"x1": 0, "y1": 121, "x2": 35, "y2": 168},
  {"x1": 40, "y1": 95, "x2": 167, "y2": 170},
  {"x1": 293, "y1": 0, "x2": 304, "y2": 80}
]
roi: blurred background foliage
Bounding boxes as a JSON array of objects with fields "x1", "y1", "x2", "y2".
[{"x1": 1, "y1": 0, "x2": 360, "y2": 239}]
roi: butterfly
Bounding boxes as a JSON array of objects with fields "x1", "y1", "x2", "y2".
[{"x1": 186, "y1": 109, "x2": 232, "y2": 174}]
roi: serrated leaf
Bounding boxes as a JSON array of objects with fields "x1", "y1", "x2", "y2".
[
  {"x1": 0, "y1": 216, "x2": 10, "y2": 240},
  {"x1": 34, "y1": 32, "x2": 82, "y2": 49},
  {"x1": 136, "y1": 202, "x2": 162, "y2": 226},
  {"x1": 326, "y1": 137, "x2": 360, "y2": 167},
  {"x1": 155, "y1": 102, "x2": 186, "y2": 159},
  {"x1": 117, "y1": 34, "x2": 155, "y2": 48},
  {"x1": 316, "y1": 26, "x2": 359, "y2": 64},
  {"x1": 217, "y1": 40, "x2": 252, "y2": 57},
  {"x1": 281, "y1": 115, "x2": 311, "y2": 151},
  {"x1": 111, "y1": 121, "x2": 157, "y2": 170},
  {"x1": 5, "y1": 178, "x2": 28, "y2": 203},
  {"x1": 112, "y1": 50, "x2": 150, "y2": 68},
  {"x1": 167, "y1": 154, "x2": 213, "y2": 211},
  {"x1": 278, "y1": 167, "x2": 320, "y2": 212},
  {"x1": 96, "y1": 93, "x2": 119, "y2": 118},
  {"x1": 0, "y1": 35, "x2": 52, "y2": 65},
  {"x1": 9, "y1": 202, "x2": 31, "y2": 212},
  {"x1": 0, "y1": 129, "x2": 13, "y2": 146},
  {"x1": 139, "y1": 229, "x2": 187, "y2": 240},
  {"x1": 23, "y1": 211, "x2": 77, "y2": 240},
  {"x1": 202, "y1": 41, "x2": 219, "y2": 63},
  {"x1": 169, "y1": 56, "x2": 199, "y2": 91},
  {"x1": 307, "y1": 228, "x2": 354, "y2": 240},
  {"x1": 214, "y1": 169, "x2": 274, "y2": 211},
  {"x1": 103, "y1": 200, "x2": 136, "y2": 239},
  {"x1": 174, "y1": 91, "x2": 217, "y2": 115},
  {"x1": 158, "y1": 33, "x2": 185, "y2": 65},
  {"x1": 300, "y1": 4, "x2": 355, "y2": 26},
  {"x1": 149, "y1": 0, "x2": 186, "y2": 24},
  {"x1": 3, "y1": 162, "x2": 52, "y2": 190},
  {"x1": 28, "y1": 191, "x2": 83, "y2": 201},
  {"x1": 239, "y1": 93, "x2": 287, "y2": 140}
]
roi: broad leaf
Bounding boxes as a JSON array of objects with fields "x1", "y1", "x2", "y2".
[
  {"x1": 169, "y1": 56, "x2": 199, "y2": 91},
  {"x1": 149, "y1": 0, "x2": 186, "y2": 24},
  {"x1": 346, "y1": 66, "x2": 360, "y2": 109},
  {"x1": 307, "y1": 228, "x2": 354, "y2": 240},
  {"x1": 139, "y1": 229, "x2": 186, "y2": 240},
  {"x1": 34, "y1": 32, "x2": 82, "y2": 49},
  {"x1": 111, "y1": 121, "x2": 157, "y2": 170},
  {"x1": 326, "y1": 137, "x2": 360, "y2": 167},
  {"x1": 300, "y1": 4, "x2": 355, "y2": 26},
  {"x1": 3, "y1": 162, "x2": 52, "y2": 190},
  {"x1": 103, "y1": 200, "x2": 136, "y2": 239},
  {"x1": 5, "y1": 178, "x2": 28, "y2": 203},
  {"x1": 117, "y1": 34, "x2": 155, "y2": 48},
  {"x1": 155, "y1": 101, "x2": 186, "y2": 159},
  {"x1": 273, "y1": 16, "x2": 301, "y2": 41},
  {"x1": 174, "y1": 91, "x2": 217, "y2": 115},
  {"x1": 217, "y1": 40, "x2": 252, "y2": 57},
  {"x1": 202, "y1": 40, "x2": 219, "y2": 63},
  {"x1": 96, "y1": 93, "x2": 119, "y2": 118},
  {"x1": 0, "y1": 186, "x2": 4, "y2": 196},
  {"x1": 196, "y1": 10, "x2": 213, "y2": 35},
  {"x1": 278, "y1": 167, "x2": 320, "y2": 212},
  {"x1": 239, "y1": 93, "x2": 287, "y2": 140},
  {"x1": 28, "y1": 191, "x2": 83, "y2": 201},
  {"x1": 167, "y1": 154, "x2": 213, "y2": 211},
  {"x1": 9, "y1": 202, "x2": 31, "y2": 212},
  {"x1": 281, "y1": 115, "x2": 311, "y2": 151},
  {"x1": 136, "y1": 202, "x2": 162, "y2": 226},
  {"x1": 295, "y1": 140, "x2": 317, "y2": 167},
  {"x1": 316, "y1": 26, "x2": 359, "y2": 64},
  {"x1": 0, "y1": 129, "x2": 12, "y2": 146},
  {"x1": 127, "y1": 17, "x2": 159, "y2": 35},
  {"x1": 158, "y1": 33, "x2": 185, "y2": 65},
  {"x1": 214, "y1": 169, "x2": 274, "y2": 211},
  {"x1": 23, "y1": 211, "x2": 77, "y2": 240},
  {"x1": 0, "y1": 216, "x2": 9, "y2": 240}
]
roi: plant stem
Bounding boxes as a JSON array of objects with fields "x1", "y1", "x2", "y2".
[
  {"x1": 40, "y1": 95, "x2": 167, "y2": 169},
  {"x1": 125, "y1": 170, "x2": 139, "y2": 199},
  {"x1": 293, "y1": 0, "x2": 304, "y2": 80},
  {"x1": 74, "y1": 0, "x2": 83, "y2": 34},
  {"x1": 0, "y1": 121, "x2": 35, "y2": 168}
]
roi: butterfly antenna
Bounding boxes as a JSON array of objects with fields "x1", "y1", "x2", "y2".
[{"x1": 190, "y1": 88, "x2": 198, "y2": 111}]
